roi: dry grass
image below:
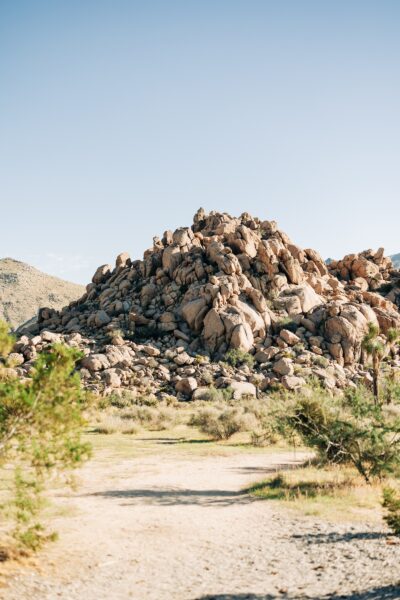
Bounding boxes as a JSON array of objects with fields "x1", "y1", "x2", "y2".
[
  {"x1": 85, "y1": 423, "x2": 299, "y2": 464},
  {"x1": 92, "y1": 401, "x2": 181, "y2": 434},
  {"x1": 246, "y1": 464, "x2": 394, "y2": 523},
  {"x1": 189, "y1": 405, "x2": 257, "y2": 440},
  {"x1": 93, "y1": 415, "x2": 139, "y2": 435}
]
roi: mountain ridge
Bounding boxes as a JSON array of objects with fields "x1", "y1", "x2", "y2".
[{"x1": 0, "y1": 257, "x2": 85, "y2": 329}]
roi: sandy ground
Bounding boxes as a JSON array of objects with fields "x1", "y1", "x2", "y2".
[{"x1": 1, "y1": 438, "x2": 400, "y2": 600}]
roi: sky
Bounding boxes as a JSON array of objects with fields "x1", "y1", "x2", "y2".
[{"x1": 1, "y1": 1, "x2": 399, "y2": 284}]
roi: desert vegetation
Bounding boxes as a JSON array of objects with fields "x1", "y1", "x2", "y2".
[
  {"x1": 0, "y1": 321, "x2": 91, "y2": 553},
  {"x1": 88, "y1": 362, "x2": 400, "y2": 533},
  {"x1": 244, "y1": 379, "x2": 400, "y2": 535}
]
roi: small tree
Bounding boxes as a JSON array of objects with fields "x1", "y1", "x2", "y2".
[
  {"x1": 382, "y1": 486, "x2": 400, "y2": 536},
  {"x1": 0, "y1": 321, "x2": 91, "y2": 551},
  {"x1": 273, "y1": 384, "x2": 400, "y2": 484}
]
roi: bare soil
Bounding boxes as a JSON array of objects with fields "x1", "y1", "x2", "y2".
[{"x1": 1, "y1": 435, "x2": 400, "y2": 600}]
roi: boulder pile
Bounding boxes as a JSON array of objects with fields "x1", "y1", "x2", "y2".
[{"x1": 13, "y1": 209, "x2": 400, "y2": 398}]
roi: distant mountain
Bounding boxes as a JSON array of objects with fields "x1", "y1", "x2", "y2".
[
  {"x1": 391, "y1": 253, "x2": 400, "y2": 269},
  {"x1": 326, "y1": 253, "x2": 400, "y2": 269},
  {"x1": 0, "y1": 258, "x2": 85, "y2": 329}
]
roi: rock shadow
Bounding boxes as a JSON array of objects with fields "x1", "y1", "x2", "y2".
[
  {"x1": 194, "y1": 583, "x2": 400, "y2": 599},
  {"x1": 88, "y1": 487, "x2": 253, "y2": 507}
]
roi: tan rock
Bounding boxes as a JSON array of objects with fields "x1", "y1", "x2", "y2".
[
  {"x1": 95, "y1": 310, "x2": 111, "y2": 327},
  {"x1": 81, "y1": 354, "x2": 110, "y2": 372},
  {"x1": 141, "y1": 345, "x2": 161, "y2": 357},
  {"x1": 102, "y1": 369, "x2": 122, "y2": 387},
  {"x1": 92, "y1": 264, "x2": 112, "y2": 284},
  {"x1": 273, "y1": 357, "x2": 294, "y2": 376},
  {"x1": 230, "y1": 322, "x2": 254, "y2": 352},
  {"x1": 116, "y1": 252, "x2": 130, "y2": 269},
  {"x1": 281, "y1": 375, "x2": 306, "y2": 390},
  {"x1": 280, "y1": 329, "x2": 300, "y2": 346},
  {"x1": 203, "y1": 309, "x2": 225, "y2": 352},
  {"x1": 175, "y1": 377, "x2": 198, "y2": 396},
  {"x1": 255, "y1": 347, "x2": 279, "y2": 363},
  {"x1": 230, "y1": 381, "x2": 257, "y2": 399},
  {"x1": 182, "y1": 298, "x2": 209, "y2": 332},
  {"x1": 162, "y1": 245, "x2": 182, "y2": 275}
]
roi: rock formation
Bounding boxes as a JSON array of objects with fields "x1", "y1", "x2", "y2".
[{"x1": 12, "y1": 210, "x2": 400, "y2": 398}]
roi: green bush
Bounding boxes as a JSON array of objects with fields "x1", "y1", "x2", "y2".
[
  {"x1": 382, "y1": 486, "x2": 400, "y2": 535},
  {"x1": 189, "y1": 405, "x2": 252, "y2": 440},
  {"x1": 0, "y1": 321, "x2": 91, "y2": 551},
  {"x1": 274, "y1": 317, "x2": 298, "y2": 333},
  {"x1": 193, "y1": 386, "x2": 233, "y2": 402},
  {"x1": 273, "y1": 384, "x2": 400, "y2": 483},
  {"x1": 224, "y1": 349, "x2": 254, "y2": 369},
  {"x1": 119, "y1": 403, "x2": 179, "y2": 430}
]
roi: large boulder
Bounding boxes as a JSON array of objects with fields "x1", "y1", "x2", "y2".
[
  {"x1": 230, "y1": 381, "x2": 257, "y2": 399},
  {"x1": 175, "y1": 377, "x2": 198, "y2": 396}
]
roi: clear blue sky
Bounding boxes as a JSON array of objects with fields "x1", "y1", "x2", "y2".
[{"x1": 1, "y1": 1, "x2": 399, "y2": 283}]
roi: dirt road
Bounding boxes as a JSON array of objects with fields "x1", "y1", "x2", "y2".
[{"x1": 2, "y1": 438, "x2": 400, "y2": 600}]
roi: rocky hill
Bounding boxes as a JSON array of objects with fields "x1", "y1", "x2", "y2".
[
  {"x1": 13, "y1": 210, "x2": 400, "y2": 398},
  {"x1": 0, "y1": 258, "x2": 84, "y2": 329}
]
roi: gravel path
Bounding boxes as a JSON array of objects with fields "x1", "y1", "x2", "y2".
[{"x1": 2, "y1": 446, "x2": 400, "y2": 600}]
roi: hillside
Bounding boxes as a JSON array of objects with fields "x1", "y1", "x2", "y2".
[
  {"x1": 0, "y1": 258, "x2": 84, "y2": 329},
  {"x1": 14, "y1": 209, "x2": 400, "y2": 397}
]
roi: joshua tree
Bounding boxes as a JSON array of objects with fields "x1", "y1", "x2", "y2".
[
  {"x1": 386, "y1": 327, "x2": 400, "y2": 358},
  {"x1": 362, "y1": 323, "x2": 384, "y2": 403},
  {"x1": 362, "y1": 323, "x2": 400, "y2": 403}
]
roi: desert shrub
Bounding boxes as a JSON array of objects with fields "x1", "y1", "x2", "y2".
[
  {"x1": 0, "y1": 321, "x2": 14, "y2": 358},
  {"x1": 133, "y1": 394, "x2": 159, "y2": 407},
  {"x1": 106, "y1": 328, "x2": 124, "y2": 342},
  {"x1": 119, "y1": 403, "x2": 179, "y2": 431},
  {"x1": 161, "y1": 394, "x2": 180, "y2": 407},
  {"x1": 312, "y1": 355, "x2": 329, "y2": 368},
  {"x1": 274, "y1": 316, "x2": 298, "y2": 333},
  {"x1": 93, "y1": 415, "x2": 138, "y2": 435},
  {"x1": 193, "y1": 386, "x2": 233, "y2": 402},
  {"x1": 381, "y1": 377, "x2": 400, "y2": 406},
  {"x1": 382, "y1": 486, "x2": 400, "y2": 535},
  {"x1": 237, "y1": 399, "x2": 279, "y2": 446},
  {"x1": 250, "y1": 428, "x2": 280, "y2": 447},
  {"x1": 106, "y1": 390, "x2": 160, "y2": 409},
  {"x1": 265, "y1": 289, "x2": 279, "y2": 309},
  {"x1": 194, "y1": 354, "x2": 210, "y2": 364},
  {"x1": 0, "y1": 321, "x2": 91, "y2": 551},
  {"x1": 292, "y1": 343, "x2": 305, "y2": 354},
  {"x1": 189, "y1": 406, "x2": 251, "y2": 440},
  {"x1": 107, "y1": 390, "x2": 138, "y2": 408},
  {"x1": 224, "y1": 349, "x2": 254, "y2": 369},
  {"x1": 273, "y1": 384, "x2": 400, "y2": 483},
  {"x1": 199, "y1": 370, "x2": 214, "y2": 386}
]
